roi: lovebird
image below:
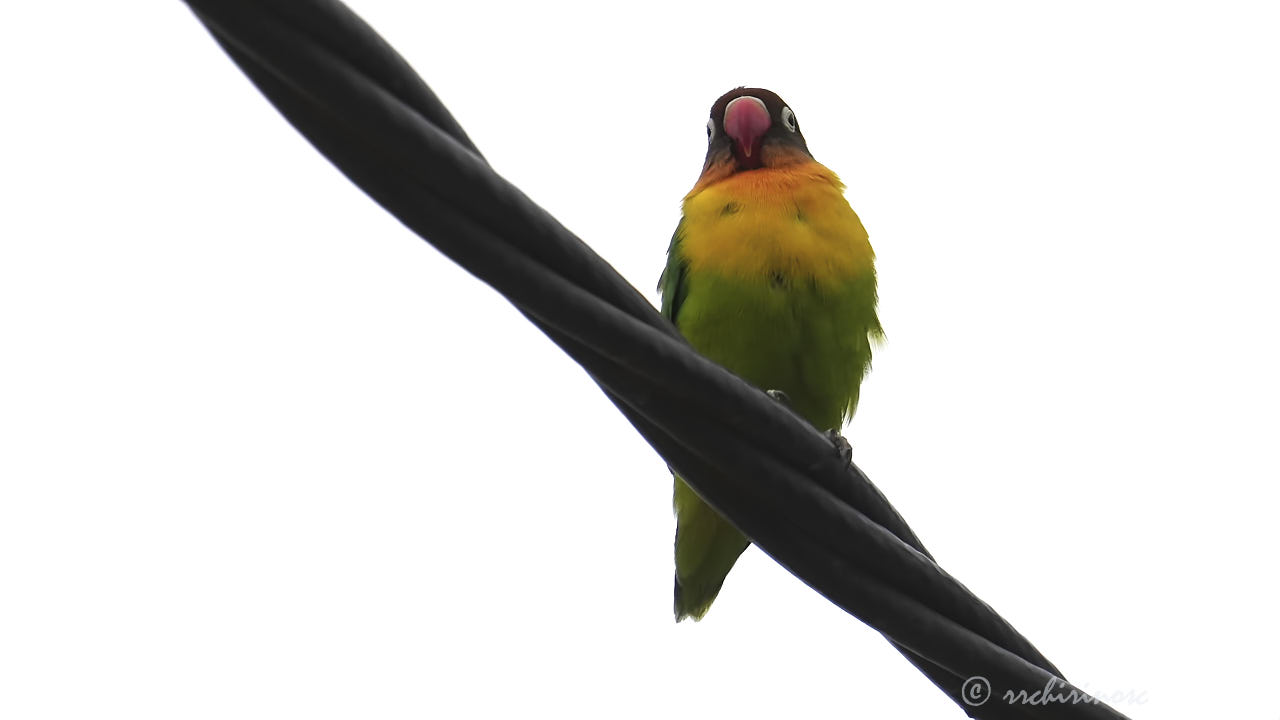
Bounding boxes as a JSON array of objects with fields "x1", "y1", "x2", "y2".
[{"x1": 658, "y1": 88, "x2": 882, "y2": 621}]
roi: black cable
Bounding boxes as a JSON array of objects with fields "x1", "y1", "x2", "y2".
[{"x1": 180, "y1": 2, "x2": 1132, "y2": 718}]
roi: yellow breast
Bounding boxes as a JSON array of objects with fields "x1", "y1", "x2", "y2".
[{"x1": 679, "y1": 161, "x2": 873, "y2": 287}]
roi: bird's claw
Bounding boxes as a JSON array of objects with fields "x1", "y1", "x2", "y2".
[
  {"x1": 767, "y1": 388, "x2": 852, "y2": 466},
  {"x1": 825, "y1": 429, "x2": 853, "y2": 466}
]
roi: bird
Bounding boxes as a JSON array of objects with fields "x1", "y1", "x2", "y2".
[{"x1": 658, "y1": 87, "x2": 882, "y2": 622}]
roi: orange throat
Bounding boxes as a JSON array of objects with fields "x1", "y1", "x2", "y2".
[{"x1": 679, "y1": 158, "x2": 874, "y2": 287}]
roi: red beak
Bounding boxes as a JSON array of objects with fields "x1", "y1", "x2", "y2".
[{"x1": 723, "y1": 96, "x2": 772, "y2": 169}]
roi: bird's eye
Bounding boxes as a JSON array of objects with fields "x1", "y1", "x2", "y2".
[
  {"x1": 706, "y1": 118, "x2": 715, "y2": 142},
  {"x1": 781, "y1": 107, "x2": 798, "y2": 132}
]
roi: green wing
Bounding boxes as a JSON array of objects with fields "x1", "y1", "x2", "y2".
[
  {"x1": 658, "y1": 219, "x2": 752, "y2": 621},
  {"x1": 657, "y1": 221, "x2": 688, "y2": 324}
]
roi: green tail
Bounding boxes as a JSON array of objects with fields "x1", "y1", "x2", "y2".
[{"x1": 673, "y1": 477, "x2": 750, "y2": 621}]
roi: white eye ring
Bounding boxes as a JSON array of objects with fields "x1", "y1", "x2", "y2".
[
  {"x1": 781, "y1": 106, "x2": 797, "y2": 132},
  {"x1": 706, "y1": 118, "x2": 715, "y2": 142}
]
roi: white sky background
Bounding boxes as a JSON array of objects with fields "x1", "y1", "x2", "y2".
[{"x1": 2, "y1": 1, "x2": 1278, "y2": 718}]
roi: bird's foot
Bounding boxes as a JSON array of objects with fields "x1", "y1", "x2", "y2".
[
  {"x1": 765, "y1": 389, "x2": 792, "y2": 408},
  {"x1": 825, "y1": 429, "x2": 853, "y2": 467},
  {"x1": 767, "y1": 389, "x2": 852, "y2": 466}
]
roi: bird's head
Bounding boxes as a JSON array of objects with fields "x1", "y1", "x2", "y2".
[{"x1": 698, "y1": 87, "x2": 813, "y2": 184}]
